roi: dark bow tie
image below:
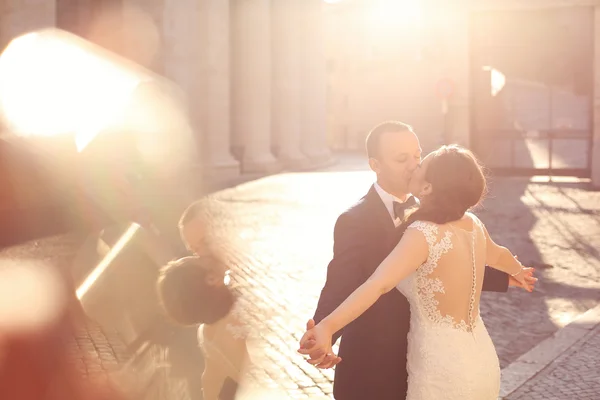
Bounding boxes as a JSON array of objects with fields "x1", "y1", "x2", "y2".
[{"x1": 393, "y1": 196, "x2": 417, "y2": 219}]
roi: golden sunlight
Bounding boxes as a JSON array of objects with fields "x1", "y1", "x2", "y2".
[
  {"x1": 0, "y1": 28, "x2": 197, "y2": 179},
  {"x1": 483, "y1": 66, "x2": 507, "y2": 97},
  {"x1": 361, "y1": 0, "x2": 423, "y2": 47},
  {"x1": 369, "y1": 0, "x2": 422, "y2": 27},
  {"x1": 76, "y1": 223, "x2": 141, "y2": 301},
  {"x1": 0, "y1": 29, "x2": 141, "y2": 151}
]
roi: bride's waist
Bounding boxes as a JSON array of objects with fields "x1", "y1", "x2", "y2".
[
  {"x1": 409, "y1": 317, "x2": 488, "y2": 336},
  {"x1": 407, "y1": 324, "x2": 495, "y2": 358}
]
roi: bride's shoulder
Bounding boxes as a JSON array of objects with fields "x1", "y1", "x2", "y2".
[
  {"x1": 406, "y1": 220, "x2": 439, "y2": 238},
  {"x1": 464, "y1": 211, "x2": 483, "y2": 226},
  {"x1": 407, "y1": 220, "x2": 438, "y2": 229}
]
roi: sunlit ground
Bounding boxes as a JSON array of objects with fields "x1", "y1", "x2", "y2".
[
  {"x1": 194, "y1": 157, "x2": 600, "y2": 397},
  {"x1": 0, "y1": 152, "x2": 598, "y2": 397}
]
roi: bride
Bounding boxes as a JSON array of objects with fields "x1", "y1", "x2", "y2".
[{"x1": 299, "y1": 145, "x2": 534, "y2": 400}]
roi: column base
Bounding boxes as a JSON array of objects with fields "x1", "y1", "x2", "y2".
[
  {"x1": 207, "y1": 161, "x2": 241, "y2": 179},
  {"x1": 592, "y1": 159, "x2": 600, "y2": 190},
  {"x1": 303, "y1": 147, "x2": 335, "y2": 168},
  {"x1": 203, "y1": 158, "x2": 241, "y2": 190},
  {"x1": 241, "y1": 155, "x2": 282, "y2": 174},
  {"x1": 278, "y1": 151, "x2": 313, "y2": 171},
  {"x1": 207, "y1": 156, "x2": 240, "y2": 171}
]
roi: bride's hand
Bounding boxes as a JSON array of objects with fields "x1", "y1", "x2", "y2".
[
  {"x1": 298, "y1": 321, "x2": 339, "y2": 368},
  {"x1": 511, "y1": 267, "x2": 536, "y2": 292}
]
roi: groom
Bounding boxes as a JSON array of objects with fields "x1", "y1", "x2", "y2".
[{"x1": 301, "y1": 121, "x2": 535, "y2": 400}]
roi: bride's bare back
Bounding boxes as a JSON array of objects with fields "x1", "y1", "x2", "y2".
[
  {"x1": 411, "y1": 213, "x2": 486, "y2": 331},
  {"x1": 396, "y1": 212, "x2": 500, "y2": 399}
]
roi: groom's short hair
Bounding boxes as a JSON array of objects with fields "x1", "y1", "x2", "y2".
[
  {"x1": 179, "y1": 200, "x2": 208, "y2": 230},
  {"x1": 366, "y1": 121, "x2": 414, "y2": 159},
  {"x1": 179, "y1": 198, "x2": 224, "y2": 230}
]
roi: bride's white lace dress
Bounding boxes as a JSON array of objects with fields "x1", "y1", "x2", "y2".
[{"x1": 396, "y1": 214, "x2": 501, "y2": 400}]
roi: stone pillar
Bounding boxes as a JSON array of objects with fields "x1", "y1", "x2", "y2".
[
  {"x1": 2, "y1": 0, "x2": 56, "y2": 49},
  {"x1": 300, "y1": 0, "x2": 333, "y2": 166},
  {"x1": 161, "y1": 0, "x2": 204, "y2": 172},
  {"x1": 426, "y1": 4, "x2": 470, "y2": 147},
  {"x1": 203, "y1": 0, "x2": 239, "y2": 178},
  {"x1": 592, "y1": 6, "x2": 600, "y2": 187},
  {"x1": 448, "y1": 7, "x2": 471, "y2": 147},
  {"x1": 271, "y1": 0, "x2": 310, "y2": 170},
  {"x1": 231, "y1": 0, "x2": 281, "y2": 174},
  {"x1": 55, "y1": 0, "x2": 85, "y2": 36},
  {"x1": 162, "y1": 0, "x2": 199, "y2": 100}
]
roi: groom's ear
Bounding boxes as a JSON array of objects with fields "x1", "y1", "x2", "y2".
[{"x1": 368, "y1": 157, "x2": 380, "y2": 173}]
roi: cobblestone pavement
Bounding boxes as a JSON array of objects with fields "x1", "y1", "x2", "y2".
[
  {"x1": 204, "y1": 157, "x2": 600, "y2": 397},
  {"x1": 476, "y1": 177, "x2": 600, "y2": 370},
  {"x1": 506, "y1": 322, "x2": 600, "y2": 399},
  {"x1": 2, "y1": 155, "x2": 600, "y2": 398}
]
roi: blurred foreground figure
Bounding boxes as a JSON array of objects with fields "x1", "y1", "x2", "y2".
[
  {"x1": 157, "y1": 255, "x2": 252, "y2": 400},
  {"x1": 0, "y1": 263, "x2": 130, "y2": 400},
  {"x1": 0, "y1": 28, "x2": 205, "y2": 400}
]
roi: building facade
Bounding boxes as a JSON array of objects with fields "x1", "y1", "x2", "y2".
[
  {"x1": 0, "y1": 0, "x2": 333, "y2": 187},
  {"x1": 3, "y1": 0, "x2": 600, "y2": 186},
  {"x1": 325, "y1": 0, "x2": 600, "y2": 186}
]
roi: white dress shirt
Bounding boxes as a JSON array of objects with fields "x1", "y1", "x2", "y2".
[{"x1": 374, "y1": 182, "x2": 407, "y2": 227}]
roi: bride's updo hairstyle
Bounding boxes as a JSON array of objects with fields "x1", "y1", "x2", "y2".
[{"x1": 400, "y1": 145, "x2": 487, "y2": 232}]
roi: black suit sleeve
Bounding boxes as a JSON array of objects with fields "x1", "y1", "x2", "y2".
[
  {"x1": 482, "y1": 266, "x2": 509, "y2": 292},
  {"x1": 313, "y1": 212, "x2": 367, "y2": 343}
]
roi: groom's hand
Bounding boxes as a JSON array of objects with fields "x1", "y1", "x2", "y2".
[
  {"x1": 299, "y1": 318, "x2": 317, "y2": 350},
  {"x1": 298, "y1": 319, "x2": 342, "y2": 369}
]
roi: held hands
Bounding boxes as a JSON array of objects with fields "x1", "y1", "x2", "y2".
[{"x1": 297, "y1": 319, "x2": 341, "y2": 369}]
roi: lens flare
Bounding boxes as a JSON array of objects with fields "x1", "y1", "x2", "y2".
[{"x1": 0, "y1": 29, "x2": 142, "y2": 150}]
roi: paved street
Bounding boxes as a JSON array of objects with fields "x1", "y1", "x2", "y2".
[
  {"x1": 508, "y1": 324, "x2": 600, "y2": 399},
  {"x1": 2, "y1": 155, "x2": 600, "y2": 398},
  {"x1": 205, "y1": 156, "x2": 600, "y2": 397},
  {"x1": 502, "y1": 304, "x2": 600, "y2": 399}
]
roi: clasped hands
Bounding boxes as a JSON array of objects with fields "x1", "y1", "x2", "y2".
[{"x1": 297, "y1": 319, "x2": 342, "y2": 369}]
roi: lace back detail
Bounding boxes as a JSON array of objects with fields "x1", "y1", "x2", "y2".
[
  {"x1": 407, "y1": 221, "x2": 458, "y2": 329},
  {"x1": 406, "y1": 219, "x2": 482, "y2": 332}
]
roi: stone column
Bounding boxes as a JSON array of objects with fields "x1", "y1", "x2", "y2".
[
  {"x1": 162, "y1": 0, "x2": 199, "y2": 100},
  {"x1": 203, "y1": 0, "x2": 239, "y2": 178},
  {"x1": 55, "y1": 0, "x2": 86, "y2": 37},
  {"x1": 271, "y1": 0, "x2": 310, "y2": 170},
  {"x1": 2, "y1": 0, "x2": 56, "y2": 49},
  {"x1": 444, "y1": 6, "x2": 471, "y2": 147},
  {"x1": 592, "y1": 6, "x2": 600, "y2": 188},
  {"x1": 300, "y1": 0, "x2": 333, "y2": 166},
  {"x1": 231, "y1": 0, "x2": 281, "y2": 174},
  {"x1": 159, "y1": 0, "x2": 204, "y2": 183},
  {"x1": 165, "y1": 0, "x2": 207, "y2": 153}
]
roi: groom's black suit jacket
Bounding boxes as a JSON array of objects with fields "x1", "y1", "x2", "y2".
[{"x1": 313, "y1": 186, "x2": 509, "y2": 400}]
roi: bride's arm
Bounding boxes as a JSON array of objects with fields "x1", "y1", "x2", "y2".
[
  {"x1": 482, "y1": 222, "x2": 523, "y2": 276},
  {"x1": 318, "y1": 228, "x2": 428, "y2": 336}
]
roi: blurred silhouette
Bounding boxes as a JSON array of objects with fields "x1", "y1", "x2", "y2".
[
  {"x1": 0, "y1": 263, "x2": 131, "y2": 400},
  {"x1": 157, "y1": 256, "x2": 252, "y2": 400}
]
